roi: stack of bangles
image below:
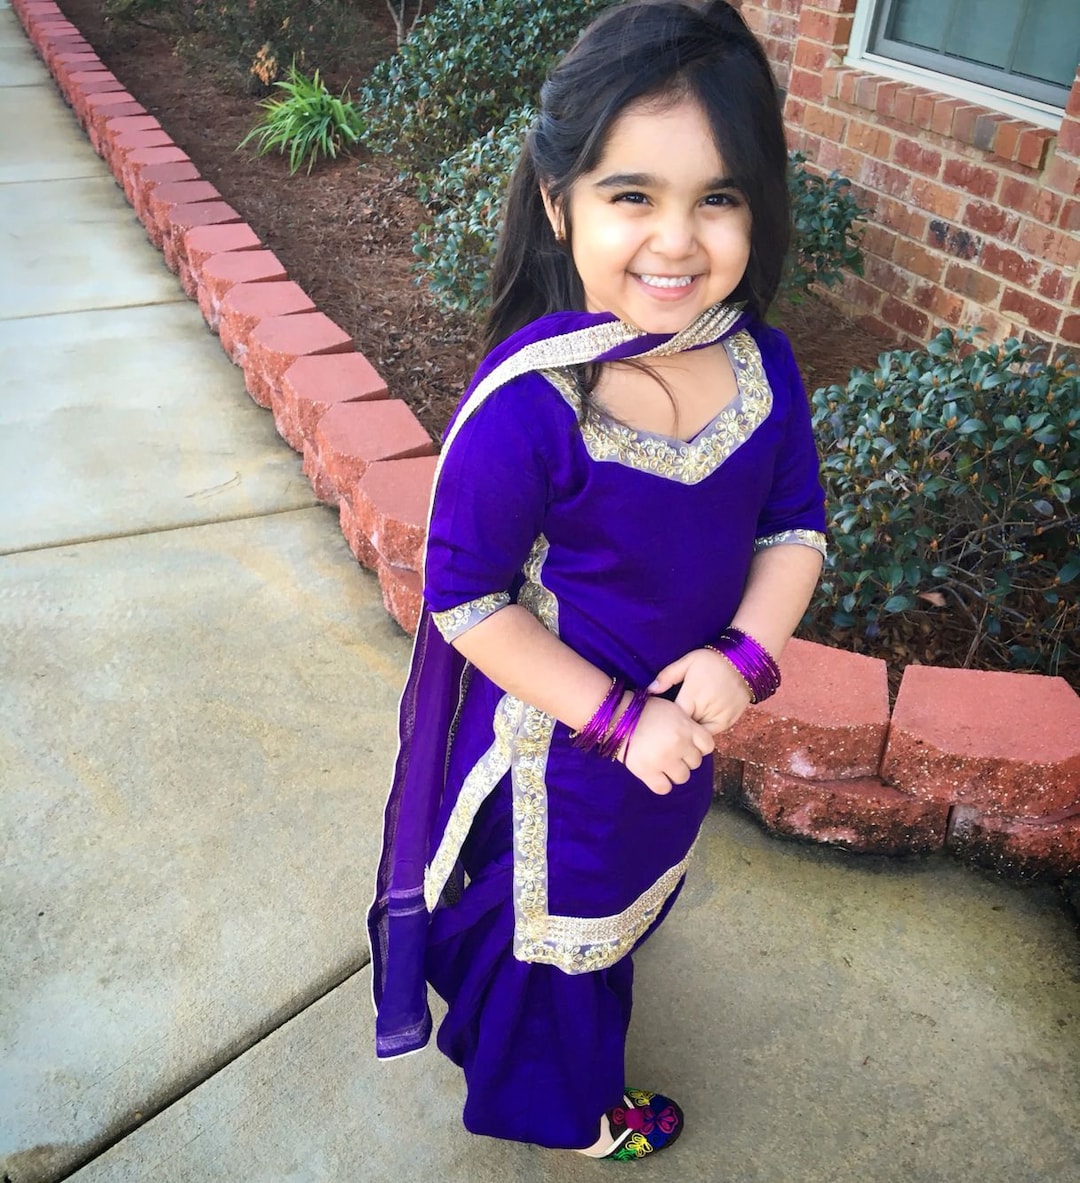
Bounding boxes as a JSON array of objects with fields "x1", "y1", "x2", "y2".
[
  {"x1": 705, "y1": 626, "x2": 781, "y2": 703},
  {"x1": 569, "y1": 679, "x2": 650, "y2": 761}
]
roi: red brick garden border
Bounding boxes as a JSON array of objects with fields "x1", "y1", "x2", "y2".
[{"x1": 17, "y1": 0, "x2": 1079, "y2": 881}]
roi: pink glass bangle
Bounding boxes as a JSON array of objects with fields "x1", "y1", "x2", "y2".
[
  {"x1": 570, "y1": 677, "x2": 625, "y2": 752},
  {"x1": 706, "y1": 627, "x2": 781, "y2": 704},
  {"x1": 599, "y1": 687, "x2": 650, "y2": 761}
]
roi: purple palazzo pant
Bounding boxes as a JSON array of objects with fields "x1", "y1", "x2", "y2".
[{"x1": 425, "y1": 774, "x2": 687, "y2": 1150}]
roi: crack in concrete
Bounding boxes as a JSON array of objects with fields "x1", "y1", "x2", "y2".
[
  {"x1": 50, "y1": 958, "x2": 374, "y2": 1183},
  {"x1": 0, "y1": 504, "x2": 323, "y2": 557}
]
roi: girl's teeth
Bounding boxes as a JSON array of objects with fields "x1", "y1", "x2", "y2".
[{"x1": 639, "y1": 274, "x2": 694, "y2": 289}]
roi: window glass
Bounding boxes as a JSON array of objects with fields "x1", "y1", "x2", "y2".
[
  {"x1": 876, "y1": 0, "x2": 1078, "y2": 103},
  {"x1": 888, "y1": 0, "x2": 947, "y2": 51},
  {"x1": 1012, "y1": 0, "x2": 1079, "y2": 88},
  {"x1": 943, "y1": 0, "x2": 1013, "y2": 71}
]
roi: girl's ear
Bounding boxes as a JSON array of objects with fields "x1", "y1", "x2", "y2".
[{"x1": 540, "y1": 184, "x2": 565, "y2": 242}]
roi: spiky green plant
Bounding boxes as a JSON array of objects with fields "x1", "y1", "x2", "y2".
[{"x1": 239, "y1": 64, "x2": 364, "y2": 176}]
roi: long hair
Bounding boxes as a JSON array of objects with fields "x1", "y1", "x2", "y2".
[{"x1": 485, "y1": 0, "x2": 790, "y2": 352}]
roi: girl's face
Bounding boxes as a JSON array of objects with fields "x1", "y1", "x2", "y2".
[{"x1": 543, "y1": 96, "x2": 752, "y2": 334}]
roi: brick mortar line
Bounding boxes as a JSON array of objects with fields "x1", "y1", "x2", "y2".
[{"x1": 15, "y1": 0, "x2": 1080, "y2": 881}]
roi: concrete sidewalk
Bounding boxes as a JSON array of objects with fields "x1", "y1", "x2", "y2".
[{"x1": 2, "y1": 7, "x2": 1079, "y2": 1182}]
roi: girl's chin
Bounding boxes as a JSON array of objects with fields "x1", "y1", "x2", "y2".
[
  {"x1": 620, "y1": 305, "x2": 709, "y2": 334},
  {"x1": 616, "y1": 280, "x2": 735, "y2": 332}
]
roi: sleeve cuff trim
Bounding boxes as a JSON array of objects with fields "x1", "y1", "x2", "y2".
[
  {"x1": 754, "y1": 529, "x2": 827, "y2": 558},
  {"x1": 431, "y1": 592, "x2": 511, "y2": 641}
]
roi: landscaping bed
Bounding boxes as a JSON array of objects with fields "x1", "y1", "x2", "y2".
[{"x1": 55, "y1": 0, "x2": 1078, "y2": 693}]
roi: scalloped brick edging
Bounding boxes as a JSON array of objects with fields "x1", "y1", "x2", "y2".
[{"x1": 17, "y1": 0, "x2": 1079, "y2": 883}]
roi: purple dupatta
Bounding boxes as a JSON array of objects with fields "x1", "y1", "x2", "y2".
[{"x1": 367, "y1": 303, "x2": 749, "y2": 1059}]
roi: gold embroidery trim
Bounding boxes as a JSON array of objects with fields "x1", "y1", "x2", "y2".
[
  {"x1": 541, "y1": 329, "x2": 772, "y2": 485},
  {"x1": 424, "y1": 692, "x2": 523, "y2": 911},
  {"x1": 433, "y1": 303, "x2": 746, "y2": 493},
  {"x1": 510, "y1": 532, "x2": 693, "y2": 974},
  {"x1": 430, "y1": 592, "x2": 511, "y2": 641},
  {"x1": 425, "y1": 528, "x2": 698, "y2": 970},
  {"x1": 754, "y1": 529, "x2": 828, "y2": 558},
  {"x1": 516, "y1": 535, "x2": 558, "y2": 632},
  {"x1": 515, "y1": 843, "x2": 697, "y2": 974}
]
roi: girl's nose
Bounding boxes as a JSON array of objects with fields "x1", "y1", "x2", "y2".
[{"x1": 650, "y1": 210, "x2": 697, "y2": 258}]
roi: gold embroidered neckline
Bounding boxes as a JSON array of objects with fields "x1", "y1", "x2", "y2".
[{"x1": 542, "y1": 329, "x2": 772, "y2": 485}]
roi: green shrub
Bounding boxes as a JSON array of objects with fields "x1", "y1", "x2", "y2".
[
  {"x1": 412, "y1": 105, "x2": 533, "y2": 313},
  {"x1": 239, "y1": 64, "x2": 364, "y2": 174},
  {"x1": 783, "y1": 150, "x2": 868, "y2": 302},
  {"x1": 199, "y1": 0, "x2": 366, "y2": 86},
  {"x1": 811, "y1": 328, "x2": 1080, "y2": 674},
  {"x1": 358, "y1": 0, "x2": 617, "y2": 175},
  {"x1": 106, "y1": 0, "x2": 372, "y2": 87},
  {"x1": 102, "y1": 0, "x2": 198, "y2": 34}
]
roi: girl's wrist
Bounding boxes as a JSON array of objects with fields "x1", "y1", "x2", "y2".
[
  {"x1": 570, "y1": 682, "x2": 650, "y2": 760},
  {"x1": 705, "y1": 627, "x2": 781, "y2": 704}
]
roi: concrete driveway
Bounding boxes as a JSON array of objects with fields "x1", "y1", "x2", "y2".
[{"x1": 2, "y1": 6, "x2": 1079, "y2": 1181}]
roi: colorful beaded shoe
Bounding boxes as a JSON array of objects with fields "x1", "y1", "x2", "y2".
[{"x1": 602, "y1": 1087, "x2": 684, "y2": 1161}]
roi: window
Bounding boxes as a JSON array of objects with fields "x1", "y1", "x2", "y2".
[{"x1": 868, "y1": 0, "x2": 1078, "y2": 108}]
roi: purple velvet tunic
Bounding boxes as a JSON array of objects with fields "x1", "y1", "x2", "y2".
[{"x1": 368, "y1": 305, "x2": 826, "y2": 1147}]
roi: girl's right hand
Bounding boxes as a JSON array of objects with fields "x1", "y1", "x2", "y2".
[{"x1": 617, "y1": 696, "x2": 715, "y2": 795}]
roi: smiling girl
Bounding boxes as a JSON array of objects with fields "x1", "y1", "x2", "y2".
[{"x1": 369, "y1": 0, "x2": 827, "y2": 1161}]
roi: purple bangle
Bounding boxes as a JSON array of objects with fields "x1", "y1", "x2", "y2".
[
  {"x1": 570, "y1": 678, "x2": 625, "y2": 752},
  {"x1": 599, "y1": 687, "x2": 650, "y2": 761},
  {"x1": 706, "y1": 627, "x2": 781, "y2": 704}
]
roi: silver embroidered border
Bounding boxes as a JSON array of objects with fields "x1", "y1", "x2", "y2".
[
  {"x1": 515, "y1": 843, "x2": 696, "y2": 974},
  {"x1": 509, "y1": 534, "x2": 692, "y2": 974},
  {"x1": 431, "y1": 591, "x2": 511, "y2": 642},
  {"x1": 431, "y1": 303, "x2": 746, "y2": 500},
  {"x1": 541, "y1": 330, "x2": 772, "y2": 485},
  {"x1": 423, "y1": 692, "x2": 523, "y2": 911},
  {"x1": 754, "y1": 529, "x2": 828, "y2": 558}
]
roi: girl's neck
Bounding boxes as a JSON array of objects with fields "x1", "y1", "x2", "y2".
[{"x1": 594, "y1": 341, "x2": 740, "y2": 443}]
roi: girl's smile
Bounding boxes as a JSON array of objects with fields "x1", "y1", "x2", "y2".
[{"x1": 543, "y1": 96, "x2": 753, "y2": 334}]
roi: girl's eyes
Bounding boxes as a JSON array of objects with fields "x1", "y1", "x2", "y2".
[
  {"x1": 705, "y1": 191, "x2": 741, "y2": 208},
  {"x1": 610, "y1": 191, "x2": 741, "y2": 207}
]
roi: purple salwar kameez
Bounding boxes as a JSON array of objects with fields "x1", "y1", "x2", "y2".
[{"x1": 368, "y1": 304, "x2": 826, "y2": 1149}]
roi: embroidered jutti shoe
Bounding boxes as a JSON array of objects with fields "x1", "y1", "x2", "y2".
[{"x1": 603, "y1": 1088, "x2": 684, "y2": 1160}]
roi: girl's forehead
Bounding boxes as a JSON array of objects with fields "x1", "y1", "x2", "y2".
[{"x1": 590, "y1": 96, "x2": 725, "y2": 175}]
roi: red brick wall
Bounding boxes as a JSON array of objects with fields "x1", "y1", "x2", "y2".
[{"x1": 741, "y1": 0, "x2": 1080, "y2": 357}]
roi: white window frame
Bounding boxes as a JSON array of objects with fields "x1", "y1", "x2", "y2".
[{"x1": 847, "y1": 1, "x2": 1066, "y2": 129}]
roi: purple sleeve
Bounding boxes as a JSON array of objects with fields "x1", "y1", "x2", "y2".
[
  {"x1": 424, "y1": 381, "x2": 553, "y2": 617},
  {"x1": 754, "y1": 327, "x2": 828, "y2": 544}
]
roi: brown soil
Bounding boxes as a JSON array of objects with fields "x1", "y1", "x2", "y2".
[
  {"x1": 56, "y1": 0, "x2": 1074, "y2": 694},
  {"x1": 57, "y1": 0, "x2": 889, "y2": 440}
]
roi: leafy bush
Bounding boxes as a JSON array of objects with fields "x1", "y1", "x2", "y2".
[
  {"x1": 358, "y1": 0, "x2": 618, "y2": 175},
  {"x1": 783, "y1": 150, "x2": 868, "y2": 301},
  {"x1": 384, "y1": 0, "x2": 426, "y2": 47},
  {"x1": 412, "y1": 105, "x2": 533, "y2": 313},
  {"x1": 239, "y1": 64, "x2": 364, "y2": 174},
  {"x1": 811, "y1": 328, "x2": 1080, "y2": 674},
  {"x1": 102, "y1": 0, "x2": 198, "y2": 34},
  {"x1": 105, "y1": 0, "x2": 371, "y2": 87},
  {"x1": 198, "y1": 0, "x2": 366, "y2": 86}
]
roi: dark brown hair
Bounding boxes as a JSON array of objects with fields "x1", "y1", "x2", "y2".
[{"x1": 485, "y1": 0, "x2": 791, "y2": 352}]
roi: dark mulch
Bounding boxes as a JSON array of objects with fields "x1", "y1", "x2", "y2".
[
  {"x1": 57, "y1": 0, "x2": 890, "y2": 440},
  {"x1": 58, "y1": 0, "x2": 1072, "y2": 694}
]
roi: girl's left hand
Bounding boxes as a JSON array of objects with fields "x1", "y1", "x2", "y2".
[{"x1": 648, "y1": 648, "x2": 753, "y2": 735}]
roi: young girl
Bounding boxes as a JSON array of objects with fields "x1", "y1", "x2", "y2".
[{"x1": 369, "y1": 0, "x2": 826, "y2": 1161}]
